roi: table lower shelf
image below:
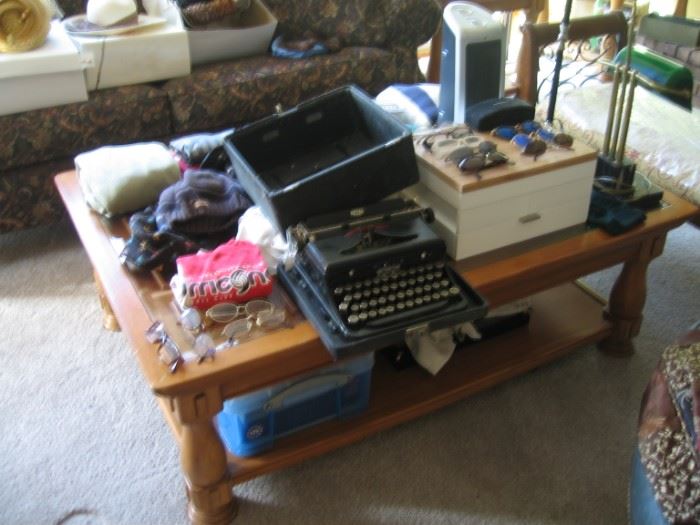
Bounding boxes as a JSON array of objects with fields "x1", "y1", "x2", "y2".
[{"x1": 218, "y1": 281, "x2": 610, "y2": 484}]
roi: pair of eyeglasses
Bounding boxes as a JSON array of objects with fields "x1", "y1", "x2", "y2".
[
  {"x1": 414, "y1": 126, "x2": 477, "y2": 152},
  {"x1": 146, "y1": 321, "x2": 184, "y2": 373},
  {"x1": 206, "y1": 299, "x2": 287, "y2": 340}
]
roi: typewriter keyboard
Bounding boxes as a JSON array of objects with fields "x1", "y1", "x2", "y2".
[{"x1": 331, "y1": 261, "x2": 461, "y2": 330}]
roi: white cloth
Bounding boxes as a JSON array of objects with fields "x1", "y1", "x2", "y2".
[
  {"x1": 375, "y1": 83, "x2": 440, "y2": 131},
  {"x1": 235, "y1": 206, "x2": 294, "y2": 273},
  {"x1": 405, "y1": 325, "x2": 456, "y2": 375}
]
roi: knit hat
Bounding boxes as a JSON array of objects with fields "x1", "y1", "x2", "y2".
[{"x1": 155, "y1": 169, "x2": 252, "y2": 237}]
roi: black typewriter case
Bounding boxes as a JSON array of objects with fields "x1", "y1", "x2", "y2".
[{"x1": 223, "y1": 85, "x2": 419, "y2": 232}]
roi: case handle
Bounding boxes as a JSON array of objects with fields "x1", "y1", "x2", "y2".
[{"x1": 263, "y1": 373, "x2": 352, "y2": 411}]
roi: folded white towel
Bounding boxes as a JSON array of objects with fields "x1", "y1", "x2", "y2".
[{"x1": 75, "y1": 142, "x2": 180, "y2": 217}]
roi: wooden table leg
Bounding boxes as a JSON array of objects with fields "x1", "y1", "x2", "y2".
[
  {"x1": 94, "y1": 270, "x2": 120, "y2": 331},
  {"x1": 172, "y1": 389, "x2": 237, "y2": 525},
  {"x1": 598, "y1": 235, "x2": 667, "y2": 356}
]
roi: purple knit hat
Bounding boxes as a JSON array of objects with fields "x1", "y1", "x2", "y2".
[{"x1": 155, "y1": 169, "x2": 252, "y2": 236}]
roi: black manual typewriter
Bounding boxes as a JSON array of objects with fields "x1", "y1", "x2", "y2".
[{"x1": 277, "y1": 198, "x2": 488, "y2": 359}]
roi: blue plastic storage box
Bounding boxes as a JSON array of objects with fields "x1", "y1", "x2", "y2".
[{"x1": 217, "y1": 352, "x2": 374, "y2": 456}]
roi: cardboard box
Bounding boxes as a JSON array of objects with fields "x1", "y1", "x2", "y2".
[
  {"x1": 0, "y1": 21, "x2": 88, "y2": 116},
  {"x1": 186, "y1": 0, "x2": 277, "y2": 66},
  {"x1": 70, "y1": 18, "x2": 190, "y2": 90},
  {"x1": 223, "y1": 85, "x2": 419, "y2": 232}
]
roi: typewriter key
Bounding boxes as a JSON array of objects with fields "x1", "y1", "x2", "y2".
[
  {"x1": 378, "y1": 307, "x2": 387, "y2": 316},
  {"x1": 358, "y1": 312, "x2": 368, "y2": 322},
  {"x1": 414, "y1": 297, "x2": 423, "y2": 306},
  {"x1": 449, "y1": 286, "x2": 460, "y2": 296},
  {"x1": 350, "y1": 304, "x2": 360, "y2": 312},
  {"x1": 432, "y1": 292, "x2": 441, "y2": 301},
  {"x1": 396, "y1": 302, "x2": 406, "y2": 311},
  {"x1": 368, "y1": 310, "x2": 378, "y2": 319},
  {"x1": 348, "y1": 314, "x2": 360, "y2": 326},
  {"x1": 378, "y1": 297, "x2": 387, "y2": 306},
  {"x1": 333, "y1": 287, "x2": 343, "y2": 296},
  {"x1": 385, "y1": 305, "x2": 395, "y2": 315},
  {"x1": 369, "y1": 299, "x2": 378, "y2": 308},
  {"x1": 405, "y1": 300, "x2": 414, "y2": 309}
]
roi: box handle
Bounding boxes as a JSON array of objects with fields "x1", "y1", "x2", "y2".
[
  {"x1": 263, "y1": 373, "x2": 352, "y2": 411},
  {"x1": 518, "y1": 212, "x2": 541, "y2": 224}
]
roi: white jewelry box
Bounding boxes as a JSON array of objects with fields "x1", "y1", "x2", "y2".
[{"x1": 403, "y1": 132, "x2": 597, "y2": 260}]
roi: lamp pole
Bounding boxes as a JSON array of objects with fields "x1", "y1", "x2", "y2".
[{"x1": 546, "y1": 0, "x2": 574, "y2": 124}]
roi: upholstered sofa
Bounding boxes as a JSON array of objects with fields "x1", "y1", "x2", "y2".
[{"x1": 0, "y1": 0, "x2": 441, "y2": 234}]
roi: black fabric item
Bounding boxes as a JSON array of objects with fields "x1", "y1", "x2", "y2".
[
  {"x1": 155, "y1": 169, "x2": 252, "y2": 237},
  {"x1": 465, "y1": 97, "x2": 535, "y2": 131},
  {"x1": 587, "y1": 188, "x2": 646, "y2": 235},
  {"x1": 119, "y1": 206, "x2": 200, "y2": 275}
]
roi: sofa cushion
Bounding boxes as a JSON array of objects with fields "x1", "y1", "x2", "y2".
[
  {"x1": 163, "y1": 47, "x2": 400, "y2": 134},
  {"x1": 0, "y1": 84, "x2": 172, "y2": 171},
  {"x1": 264, "y1": 0, "x2": 386, "y2": 48}
]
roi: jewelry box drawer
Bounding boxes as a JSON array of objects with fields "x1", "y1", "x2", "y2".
[{"x1": 403, "y1": 159, "x2": 596, "y2": 260}]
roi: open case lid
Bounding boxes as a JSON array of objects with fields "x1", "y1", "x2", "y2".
[{"x1": 224, "y1": 85, "x2": 420, "y2": 232}]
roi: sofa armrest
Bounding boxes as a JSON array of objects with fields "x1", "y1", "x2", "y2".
[{"x1": 382, "y1": 0, "x2": 442, "y2": 50}]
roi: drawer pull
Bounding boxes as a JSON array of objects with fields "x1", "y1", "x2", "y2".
[{"x1": 519, "y1": 212, "x2": 542, "y2": 224}]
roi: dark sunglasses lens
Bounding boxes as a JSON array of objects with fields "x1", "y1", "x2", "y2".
[
  {"x1": 458, "y1": 155, "x2": 485, "y2": 172},
  {"x1": 478, "y1": 140, "x2": 497, "y2": 154},
  {"x1": 554, "y1": 133, "x2": 574, "y2": 147},
  {"x1": 444, "y1": 146, "x2": 475, "y2": 163}
]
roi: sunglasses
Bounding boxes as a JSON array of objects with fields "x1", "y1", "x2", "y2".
[
  {"x1": 533, "y1": 128, "x2": 574, "y2": 148},
  {"x1": 511, "y1": 133, "x2": 548, "y2": 158}
]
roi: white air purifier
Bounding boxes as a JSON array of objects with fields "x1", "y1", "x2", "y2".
[{"x1": 438, "y1": 2, "x2": 507, "y2": 124}]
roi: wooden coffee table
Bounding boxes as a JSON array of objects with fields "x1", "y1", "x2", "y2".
[{"x1": 55, "y1": 170, "x2": 699, "y2": 525}]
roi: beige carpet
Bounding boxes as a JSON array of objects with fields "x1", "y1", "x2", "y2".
[{"x1": 1, "y1": 218, "x2": 698, "y2": 525}]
